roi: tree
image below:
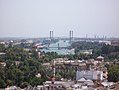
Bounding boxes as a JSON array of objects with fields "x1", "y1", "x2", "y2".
[
  {"x1": 56, "y1": 73, "x2": 61, "y2": 80},
  {"x1": 0, "y1": 78, "x2": 6, "y2": 88},
  {"x1": 6, "y1": 79, "x2": 13, "y2": 86},
  {"x1": 20, "y1": 82, "x2": 29, "y2": 89},
  {"x1": 108, "y1": 66, "x2": 119, "y2": 82},
  {"x1": 30, "y1": 77, "x2": 42, "y2": 86},
  {"x1": 0, "y1": 44, "x2": 5, "y2": 52}
]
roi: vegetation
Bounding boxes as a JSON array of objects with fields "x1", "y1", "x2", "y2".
[
  {"x1": 71, "y1": 41, "x2": 104, "y2": 59},
  {"x1": 0, "y1": 40, "x2": 119, "y2": 88},
  {"x1": 101, "y1": 44, "x2": 119, "y2": 60},
  {"x1": 71, "y1": 41, "x2": 119, "y2": 60},
  {"x1": 0, "y1": 44, "x2": 59, "y2": 88},
  {"x1": 107, "y1": 65, "x2": 119, "y2": 82}
]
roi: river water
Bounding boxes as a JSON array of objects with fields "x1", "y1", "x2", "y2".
[{"x1": 40, "y1": 40, "x2": 75, "y2": 55}]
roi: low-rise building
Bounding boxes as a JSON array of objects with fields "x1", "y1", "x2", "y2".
[{"x1": 76, "y1": 70, "x2": 104, "y2": 81}]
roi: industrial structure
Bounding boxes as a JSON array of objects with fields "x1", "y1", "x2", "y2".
[
  {"x1": 69, "y1": 30, "x2": 73, "y2": 43},
  {"x1": 50, "y1": 31, "x2": 53, "y2": 40}
]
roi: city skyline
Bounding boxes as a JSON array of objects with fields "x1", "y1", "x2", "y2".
[{"x1": 0, "y1": 0, "x2": 119, "y2": 38}]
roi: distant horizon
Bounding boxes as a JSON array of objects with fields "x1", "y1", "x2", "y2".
[{"x1": 0, "y1": 35, "x2": 119, "y2": 39}]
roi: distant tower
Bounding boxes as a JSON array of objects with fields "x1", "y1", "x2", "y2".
[
  {"x1": 50, "y1": 31, "x2": 53, "y2": 40},
  {"x1": 50, "y1": 31, "x2": 51, "y2": 39},
  {"x1": 52, "y1": 31, "x2": 53, "y2": 39},
  {"x1": 69, "y1": 31, "x2": 71, "y2": 42},
  {"x1": 71, "y1": 31, "x2": 73, "y2": 40},
  {"x1": 94, "y1": 34, "x2": 97, "y2": 39},
  {"x1": 69, "y1": 30, "x2": 73, "y2": 42},
  {"x1": 86, "y1": 34, "x2": 88, "y2": 38}
]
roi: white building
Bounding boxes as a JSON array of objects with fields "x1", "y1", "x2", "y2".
[{"x1": 76, "y1": 70, "x2": 104, "y2": 81}]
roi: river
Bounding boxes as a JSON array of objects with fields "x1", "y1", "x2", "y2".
[{"x1": 40, "y1": 40, "x2": 75, "y2": 55}]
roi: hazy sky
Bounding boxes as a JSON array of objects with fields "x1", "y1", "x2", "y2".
[{"x1": 0, "y1": 0, "x2": 119, "y2": 38}]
